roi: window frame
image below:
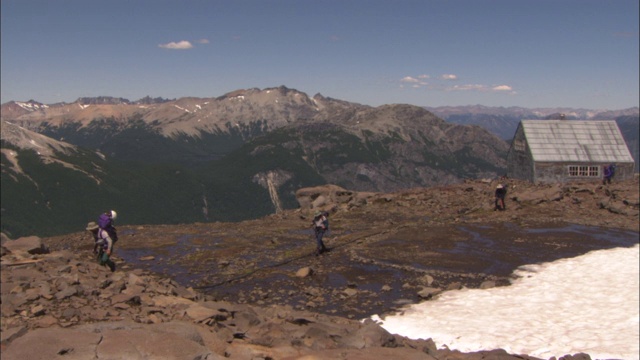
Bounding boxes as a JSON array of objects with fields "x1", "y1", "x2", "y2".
[{"x1": 567, "y1": 165, "x2": 601, "y2": 178}]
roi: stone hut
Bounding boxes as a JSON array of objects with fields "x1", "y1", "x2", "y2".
[{"x1": 506, "y1": 120, "x2": 635, "y2": 184}]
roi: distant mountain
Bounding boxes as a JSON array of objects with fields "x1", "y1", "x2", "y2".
[
  {"x1": 426, "y1": 105, "x2": 640, "y2": 171},
  {"x1": 1, "y1": 86, "x2": 509, "y2": 238},
  {"x1": 3, "y1": 88, "x2": 636, "y2": 238},
  {"x1": 1, "y1": 120, "x2": 209, "y2": 237}
]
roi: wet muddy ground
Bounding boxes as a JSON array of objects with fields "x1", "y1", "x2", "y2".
[{"x1": 110, "y1": 221, "x2": 638, "y2": 319}]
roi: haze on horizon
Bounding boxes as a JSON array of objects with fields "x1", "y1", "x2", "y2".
[{"x1": 1, "y1": 0, "x2": 638, "y2": 110}]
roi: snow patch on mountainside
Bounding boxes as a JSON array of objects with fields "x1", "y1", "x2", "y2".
[{"x1": 0, "y1": 120, "x2": 103, "y2": 184}]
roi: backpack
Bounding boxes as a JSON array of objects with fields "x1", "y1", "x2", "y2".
[
  {"x1": 313, "y1": 213, "x2": 327, "y2": 229},
  {"x1": 97, "y1": 213, "x2": 112, "y2": 229}
]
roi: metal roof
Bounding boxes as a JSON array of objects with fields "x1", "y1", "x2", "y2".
[{"x1": 521, "y1": 120, "x2": 634, "y2": 163}]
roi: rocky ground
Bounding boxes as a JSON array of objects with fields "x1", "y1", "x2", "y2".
[{"x1": 1, "y1": 177, "x2": 638, "y2": 359}]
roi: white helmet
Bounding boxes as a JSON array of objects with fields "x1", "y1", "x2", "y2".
[{"x1": 110, "y1": 210, "x2": 118, "y2": 220}]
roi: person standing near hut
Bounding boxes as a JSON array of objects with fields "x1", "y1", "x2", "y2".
[
  {"x1": 603, "y1": 164, "x2": 616, "y2": 185},
  {"x1": 495, "y1": 184, "x2": 507, "y2": 211}
]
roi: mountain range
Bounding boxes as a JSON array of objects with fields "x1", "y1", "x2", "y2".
[{"x1": 1, "y1": 86, "x2": 638, "y2": 238}]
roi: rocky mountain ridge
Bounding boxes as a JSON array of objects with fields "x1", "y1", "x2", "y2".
[
  {"x1": 4, "y1": 87, "x2": 636, "y2": 138},
  {"x1": 2, "y1": 86, "x2": 637, "y2": 239},
  {"x1": 1, "y1": 87, "x2": 357, "y2": 137},
  {"x1": 1, "y1": 86, "x2": 512, "y2": 238},
  {"x1": 424, "y1": 104, "x2": 639, "y2": 120}
]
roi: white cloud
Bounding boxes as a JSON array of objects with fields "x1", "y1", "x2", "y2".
[
  {"x1": 196, "y1": 39, "x2": 210, "y2": 44},
  {"x1": 492, "y1": 85, "x2": 513, "y2": 91},
  {"x1": 446, "y1": 84, "x2": 515, "y2": 93},
  {"x1": 401, "y1": 76, "x2": 420, "y2": 83},
  {"x1": 158, "y1": 40, "x2": 194, "y2": 50},
  {"x1": 448, "y1": 84, "x2": 486, "y2": 91},
  {"x1": 400, "y1": 74, "x2": 512, "y2": 94}
]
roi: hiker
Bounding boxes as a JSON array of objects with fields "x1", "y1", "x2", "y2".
[
  {"x1": 96, "y1": 210, "x2": 118, "y2": 272},
  {"x1": 495, "y1": 184, "x2": 507, "y2": 211},
  {"x1": 85, "y1": 221, "x2": 101, "y2": 254},
  {"x1": 603, "y1": 164, "x2": 615, "y2": 185},
  {"x1": 311, "y1": 211, "x2": 329, "y2": 256}
]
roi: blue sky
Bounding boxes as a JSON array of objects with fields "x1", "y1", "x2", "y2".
[{"x1": 1, "y1": 0, "x2": 638, "y2": 109}]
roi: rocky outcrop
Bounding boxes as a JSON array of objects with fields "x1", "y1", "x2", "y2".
[
  {"x1": 0, "y1": 235, "x2": 551, "y2": 359},
  {"x1": 295, "y1": 184, "x2": 376, "y2": 215},
  {"x1": 296, "y1": 177, "x2": 639, "y2": 231},
  {"x1": 1, "y1": 236, "x2": 49, "y2": 255}
]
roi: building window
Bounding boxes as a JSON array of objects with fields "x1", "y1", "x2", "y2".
[
  {"x1": 513, "y1": 139, "x2": 526, "y2": 152},
  {"x1": 567, "y1": 165, "x2": 600, "y2": 177}
]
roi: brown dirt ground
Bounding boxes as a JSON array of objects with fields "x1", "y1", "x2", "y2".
[{"x1": 44, "y1": 177, "x2": 639, "y2": 319}]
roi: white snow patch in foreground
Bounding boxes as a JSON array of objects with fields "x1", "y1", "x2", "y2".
[{"x1": 372, "y1": 244, "x2": 639, "y2": 360}]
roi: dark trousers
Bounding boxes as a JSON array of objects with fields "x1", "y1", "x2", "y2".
[
  {"x1": 97, "y1": 246, "x2": 116, "y2": 272},
  {"x1": 314, "y1": 228, "x2": 327, "y2": 251}
]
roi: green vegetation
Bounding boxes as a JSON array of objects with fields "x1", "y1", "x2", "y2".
[{"x1": 1, "y1": 115, "x2": 508, "y2": 238}]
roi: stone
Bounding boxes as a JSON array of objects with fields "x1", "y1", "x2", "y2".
[
  {"x1": 418, "y1": 274, "x2": 435, "y2": 286},
  {"x1": 184, "y1": 304, "x2": 221, "y2": 323},
  {"x1": 296, "y1": 267, "x2": 312, "y2": 278},
  {"x1": 2, "y1": 236, "x2": 49, "y2": 255},
  {"x1": 127, "y1": 272, "x2": 146, "y2": 286},
  {"x1": 61, "y1": 307, "x2": 78, "y2": 319},
  {"x1": 446, "y1": 282, "x2": 463, "y2": 291},
  {"x1": 55, "y1": 286, "x2": 78, "y2": 300},
  {"x1": 341, "y1": 320, "x2": 396, "y2": 349},
  {"x1": 480, "y1": 280, "x2": 496, "y2": 289},
  {"x1": 173, "y1": 285, "x2": 198, "y2": 300},
  {"x1": 97, "y1": 323, "x2": 213, "y2": 360},
  {"x1": 343, "y1": 288, "x2": 358, "y2": 297},
  {"x1": 417, "y1": 287, "x2": 442, "y2": 299},
  {"x1": 32, "y1": 315, "x2": 58, "y2": 328},
  {"x1": 30, "y1": 304, "x2": 46, "y2": 317},
  {"x1": 110, "y1": 293, "x2": 138, "y2": 305},
  {"x1": 152, "y1": 294, "x2": 195, "y2": 308}
]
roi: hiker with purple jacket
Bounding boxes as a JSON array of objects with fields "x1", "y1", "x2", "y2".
[
  {"x1": 602, "y1": 164, "x2": 615, "y2": 185},
  {"x1": 96, "y1": 210, "x2": 118, "y2": 272}
]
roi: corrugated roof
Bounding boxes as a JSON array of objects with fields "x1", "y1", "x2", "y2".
[{"x1": 521, "y1": 120, "x2": 634, "y2": 163}]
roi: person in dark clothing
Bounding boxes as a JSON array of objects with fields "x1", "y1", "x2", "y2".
[
  {"x1": 96, "y1": 210, "x2": 118, "y2": 272},
  {"x1": 603, "y1": 164, "x2": 615, "y2": 184},
  {"x1": 495, "y1": 184, "x2": 507, "y2": 211},
  {"x1": 311, "y1": 211, "x2": 329, "y2": 256}
]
